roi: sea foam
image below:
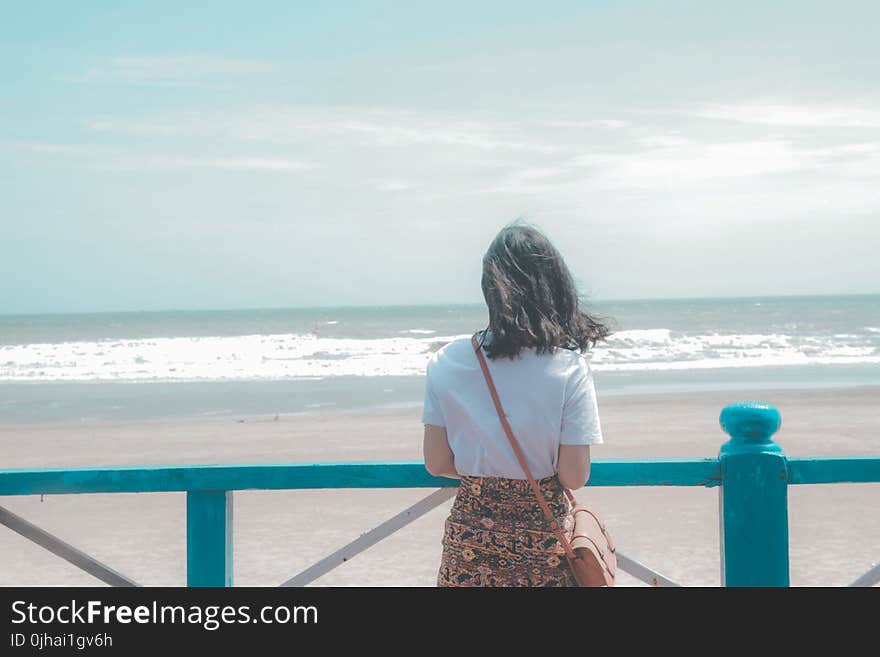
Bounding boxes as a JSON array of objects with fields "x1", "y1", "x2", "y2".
[{"x1": 1, "y1": 328, "x2": 877, "y2": 382}]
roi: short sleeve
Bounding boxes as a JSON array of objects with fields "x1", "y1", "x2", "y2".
[
  {"x1": 421, "y1": 364, "x2": 446, "y2": 427},
  {"x1": 560, "y1": 357, "x2": 603, "y2": 445}
]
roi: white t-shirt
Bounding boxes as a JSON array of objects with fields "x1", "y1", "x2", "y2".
[{"x1": 421, "y1": 332, "x2": 603, "y2": 479}]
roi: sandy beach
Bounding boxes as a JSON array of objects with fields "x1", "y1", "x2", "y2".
[{"x1": 1, "y1": 385, "x2": 878, "y2": 587}]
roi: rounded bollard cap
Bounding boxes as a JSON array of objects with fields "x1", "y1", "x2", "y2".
[{"x1": 720, "y1": 401, "x2": 781, "y2": 444}]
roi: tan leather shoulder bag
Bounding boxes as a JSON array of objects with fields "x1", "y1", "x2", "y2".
[{"x1": 472, "y1": 334, "x2": 616, "y2": 587}]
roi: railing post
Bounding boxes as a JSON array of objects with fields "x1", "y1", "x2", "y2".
[
  {"x1": 186, "y1": 490, "x2": 233, "y2": 587},
  {"x1": 718, "y1": 402, "x2": 789, "y2": 587}
]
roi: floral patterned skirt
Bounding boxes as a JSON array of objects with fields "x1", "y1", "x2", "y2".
[{"x1": 437, "y1": 474, "x2": 577, "y2": 587}]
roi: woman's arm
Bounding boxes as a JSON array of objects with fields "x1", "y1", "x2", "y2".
[
  {"x1": 423, "y1": 424, "x2": 460, "y2": 479},
  {"x1": 557, "y1": 444, "x2": 591, "y2": 490}
]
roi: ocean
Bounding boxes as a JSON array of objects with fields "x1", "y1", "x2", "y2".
[{"x1": 1, "y1": 295, "x2": 878, "y2": 424}]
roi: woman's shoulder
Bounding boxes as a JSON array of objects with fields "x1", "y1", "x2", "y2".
[
  {"x1": 426, "y1": 334, "x2": 595, "y2": 374},
  {"x1": 551, "y1": 346, "x2": 595, "y2": 366},
  {"x1": 551, "y1": 347, "x2": 596, "y2": 378},
  {"x1": 426, "y1": 335, "x2": 476, "y2": 370},
  {"x1": 522, "y1": 346, "x2": 596, "y2": 384}
]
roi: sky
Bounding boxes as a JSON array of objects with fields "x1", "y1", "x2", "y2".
[{"x1": 2, "y1": 1, "x2": 879, "y2": 314}]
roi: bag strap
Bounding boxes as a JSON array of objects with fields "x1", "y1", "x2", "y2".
[{"x1": 471, "y1": 334, "x2": 578, "y2": 561}]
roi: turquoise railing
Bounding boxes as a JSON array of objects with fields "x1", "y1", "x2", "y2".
[{"x1": 0, "y1": 402, "x2": 878, "y2": 587}]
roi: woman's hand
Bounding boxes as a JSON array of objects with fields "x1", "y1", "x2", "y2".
[{"x1": 423, "y1": 424, "x2": 460, "y2": 479}]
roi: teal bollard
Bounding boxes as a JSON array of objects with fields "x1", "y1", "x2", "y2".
[
  {"x1": 186, "y1": 490, "x2": 234, "y2": 587},
  {"x1": 718, "y1": 402, "x2": 789, "y2": 587}
]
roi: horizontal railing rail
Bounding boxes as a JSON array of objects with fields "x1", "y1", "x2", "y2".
[
  {"x1": 0, "y1": 459, "x2": 723, "y2": 496},
  {"x1": 787, "y1": 458, "x2": 880, "y2": 485},
  {"x1": 1, "y1": 456, "x2": 877, "y2": 495},
  {"x1": 1, "y1": 402, "x2": 878, "y2": 587}
]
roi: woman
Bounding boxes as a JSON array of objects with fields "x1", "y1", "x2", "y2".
[{"x1": 422, "y1": 222, "x2": 611, "y2": 587}]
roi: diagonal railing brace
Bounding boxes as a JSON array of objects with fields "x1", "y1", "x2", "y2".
[
  {"x1": 615, "y1": 551, "x2": 681, "y2": 587},
  {"x1": 0, "y1": 505, "x2": 139, "y2": 587},
  {"x1": 848, "y1": 562, "x2": 880, "y2": 587},
  {"x1": 280, "y1": 488, "x2": 456, "y2": 587}
]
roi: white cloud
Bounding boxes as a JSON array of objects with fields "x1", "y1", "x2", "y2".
[
  {"x1": 480, "y1": 134, "x2": 880, "y2": 232},
  {"x1": 17, "y1": 101, "x2": 880, "y2": 232},
  {"x1": 8, "y1": 142, "x2": 317, "y2": 172},
  {"x1": 574, "y1": 140, "x2": 820, "y2": 188},
  {"x1": 137, "y1": 155, "x2": 317, "y2": 172},
  {"x1": 540, "y1": 119, "x2": 629, "y2": 130},
  {"x1": 692, "y1": 103, "x2": 880, "y2": 128},
  {"x1": 572, "y1": 139, "x2": 880, "y2": 190},
  {"x1": 375, "y1": 180, "x2": 413, "y2": 192},
  {"x1": 487, "y1": 140, "x2": 830, "y2": 194},
  {"x1": 86, "y1": 107, "x2": 603, "y2": 153},
  {"x1": 637, "y1": 135, "x2": 691, "y2": 148},
  {"x1": 332, "y1": 115, "x2": 555, "y2": 151},
  {"x1": 77, "y1": 55, "x2": 276, "y2": 86}
]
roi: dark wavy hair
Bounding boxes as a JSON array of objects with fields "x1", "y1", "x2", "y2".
[{"x1": 478, "y1": 221, "x2": 612, "y2": 360}]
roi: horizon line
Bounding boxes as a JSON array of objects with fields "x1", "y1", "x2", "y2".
[{"x1": 1, "y1": 291, "x2": 878, "y2": 318}]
